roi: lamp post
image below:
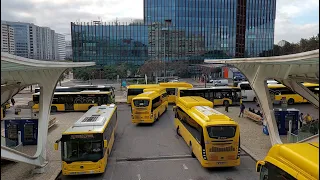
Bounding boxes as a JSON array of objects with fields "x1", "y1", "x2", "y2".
[{"x1": 162, "y1": 20, "x2": 171, "y2": 82}]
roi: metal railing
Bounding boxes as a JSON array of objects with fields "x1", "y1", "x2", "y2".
[{"x1": 287, "y1": 120, "x2": 319, "y2": 143}]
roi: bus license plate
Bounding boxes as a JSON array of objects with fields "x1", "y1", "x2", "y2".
[{"x1": 216, "y1": 162, "x2": 226, "y2": 165}]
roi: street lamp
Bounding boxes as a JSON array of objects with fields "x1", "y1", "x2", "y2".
[{"x1": 162, "y1": 20, "x2": 171, "y2": 81}]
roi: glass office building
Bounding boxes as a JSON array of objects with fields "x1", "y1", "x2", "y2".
[{"x1": 72, "y1": 0, "x2": 276, "y2": 67}]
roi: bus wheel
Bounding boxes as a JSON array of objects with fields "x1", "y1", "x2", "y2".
[
  {"x1": 223, "y1": 100, "x2": 229, "y2": 106},
  {"x1": 176, "y1": 127, "x2": 181, "y2": 136},
  {"x1": 190, "y1": 143, "x2": 195, "y2": 158},
  {"x1": 288, "y1": 98, "x2": 294, "y2": 105},
  {"x1": 88, "y1": 105, "x2": 94, "y2": 110},
  {"x1": 51, "y1": 106, "x2": 57, "y2": 113},
  {"x1": 165, "y1": 106, "x2": 167, "y2": 112}
]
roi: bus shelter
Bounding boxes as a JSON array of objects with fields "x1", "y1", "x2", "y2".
[
  {"x1": 204, "y1": 49, "x2": 319, "y2": 145},
  {"x1": 1, "y1": 52, "x2": 95, "y2": 173}
]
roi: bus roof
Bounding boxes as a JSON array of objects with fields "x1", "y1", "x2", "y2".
[
  {"x1": 181, "y1": 87, "x2": 240, "y2": 91},
  {"x1": 63, "y1": 104, "x2": 117, "y2": 134},
  {"x1": 32, "y1": 91, "x2": 111, "y2": 95},
  {"x1": 127, "y1": 84, "x2": 159, "y2": 89},
  {"x1": 133, "y1": 91, "x2": 160, "y2": 100},
  {"x1": 265, "y1": 143, "x2": 319, "y2": 179},
  {"x1": 268, "y1": 83, "x2": 319, "y2": 88},
  {"x1": 176, "y1": 96, "x2": 213, "y2": 109},
  {"x1": 159, "y1": 82, "x2": 193, "y2": 88},
  {"x1": 143, "y1": 87, "x2": 166, "y2": 94},
  {"x1": 189, "y1": 106, "x2": 236, "y2": 126}
]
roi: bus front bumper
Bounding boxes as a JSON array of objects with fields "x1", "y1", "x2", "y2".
[
  {"x1": 63, "y1": 169, "x2": 104, "y2": 175},
  {"x1": 201, "y1": 159, "x2": 240, "y2": 168},
  {"x1": 131, "y1": 118, "x2": 154, "y2": 124}
]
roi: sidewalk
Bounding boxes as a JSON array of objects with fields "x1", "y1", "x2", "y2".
[{"x1": 214, "y1": 106, "x2": 288, "y2": 161}]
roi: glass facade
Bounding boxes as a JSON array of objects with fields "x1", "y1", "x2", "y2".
[{"x1": 72, "y1": 0, "x2": 276, "y2": 66}]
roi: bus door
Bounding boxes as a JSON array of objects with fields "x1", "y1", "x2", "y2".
[
  {"x1": 231, "y1": 90, "x2": 241, "y2": 104},
  {"x1": 65, "y1": 95, "x2": 74, "y2": 111}
]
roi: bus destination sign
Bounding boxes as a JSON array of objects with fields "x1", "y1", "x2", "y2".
[{"x1": 70, "y1": 134, "x2": 94, "y2": 139}]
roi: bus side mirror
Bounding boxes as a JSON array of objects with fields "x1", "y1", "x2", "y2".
[
  {"x1": 256, "y1": 161, "x2": 265, "y2": 172},
  {"x1": 104, "y1": 140, "x2": 108, "y2": 148},
  {"x1": 54, "y1": 143, "x2": 59, "y2": 150}
]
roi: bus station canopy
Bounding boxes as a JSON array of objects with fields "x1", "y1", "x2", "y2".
[
  {"x1": 1, "y1": 52, "x2": 95, "y2": 169},
  {"x1": 1, "y1": 52, "x2": 95, "y2": 105},
  {"x1": 203, "y1": 49, "x2": 319, "y2": 146}
]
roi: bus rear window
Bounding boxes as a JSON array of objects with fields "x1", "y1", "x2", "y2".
[
  {"x1": 33, "y1": 95, "x2": 39, "y2": 103},
  {"x1": 133, "y1": 100, "x2": 149, "y2": 107},
  {"x1": 207, "y1": 126, "x2": 236, "y2": 139},
  {"x1": 128, "y1": 89, "x2": 144, "y2": 96}
]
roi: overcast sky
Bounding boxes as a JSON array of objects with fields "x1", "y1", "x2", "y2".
[{"x1": 1, "y1": 0, "x2": 319, "y2": 43}]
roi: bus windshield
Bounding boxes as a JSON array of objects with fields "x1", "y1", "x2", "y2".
[
  {"x1": 133, "y1": 99, "x2": 149, "y2": 107},
  {"x1": 207, "y1": 126, "x2": 236, "y2": 139},
  {"x1": 62, "y1": 138, "x2": 103, "y2": 163}
]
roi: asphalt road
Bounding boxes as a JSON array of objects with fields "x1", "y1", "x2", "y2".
[{"x1": 58, "y1": 105, "x2": 259, "y2": 180}]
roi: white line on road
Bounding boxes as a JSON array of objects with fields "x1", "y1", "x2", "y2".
[
  {"x1": 183, "y1": 164, "x2": 188, "y2": 170},
  {"x1": 137, "y1": 174, "x2": 141, "y2": 180}
]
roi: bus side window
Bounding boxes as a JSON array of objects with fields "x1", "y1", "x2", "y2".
[{"x1": 260, "y1": 165, "x2": 268, "y2": 180}]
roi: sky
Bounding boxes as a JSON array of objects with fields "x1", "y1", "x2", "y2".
[{"x1": 1, "y1": 0, "x2": 319, "y2": 43}]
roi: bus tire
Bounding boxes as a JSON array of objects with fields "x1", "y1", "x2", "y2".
[
  {"x1": 288, "y1": 98, "x2": 294, "y2": 105},
  {"x1": 51, "y1": 106, "x2": 57, "y2": 113},
  {"x1": 88, "y1": 105, "x2": 94, "y2": 110},
  {"x1": 176, "y1": 126, "x2": 181, "y2": 136},
  {"x1": 190, "y1": 143, "x2": 195, "y2": 158},
  {"x1": 223, "y1": 100, "x2": 229, "y2": 106}
]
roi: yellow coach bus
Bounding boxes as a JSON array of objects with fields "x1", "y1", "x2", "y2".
[
  {"x1": 176, "y1": 86, "x2": 242, "y2": 106},
  {"x1": 268, "y1": 83, "x2": 319, "y2": 105},
  {"x1": 54, "y1": 104, "x2": 117, "y2": 175},
  {"x1": 159, "y1": 82, "x2": 193, "y2": 104},
  {"x1": 173, "y1": 96, "x2": 241, "y2": 168},
  {"x1": 256, "y1": 143, "x2": 319, "y2": 180},
  {"x1": 131, "y1": 89, "x2": 168, "y2": 124},
  {"x1": 126, "y1": 84, "x2": 159, "y2": 104},
  {"x1": 32, "y1": 91, "x2": 112, "y2": 112}
]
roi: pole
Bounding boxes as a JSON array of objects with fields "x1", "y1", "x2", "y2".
[{"x1": 164, "y1": 29, "x2": 166, "y2": 81}]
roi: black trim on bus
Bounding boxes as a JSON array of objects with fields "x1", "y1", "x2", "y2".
[{"x1": 308, "y1": 143, "x2": 319, "y2": 149}]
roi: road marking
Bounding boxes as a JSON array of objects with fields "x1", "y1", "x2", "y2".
[
  {"x1": 137, "y1": 174, "x2": 141, "y2": 180},
  {"x1": 183, "y1": 164, "x2": 188, "y2": 170}
]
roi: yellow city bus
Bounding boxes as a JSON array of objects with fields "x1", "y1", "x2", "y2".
[
  {"x1": 268, "y1": 83, "x2": 319, "y2": 105},
  {"x1": 256, "y1": 143, "x2": 319, "y2": 180},
  {"x1": 173, "y1": 96, "x2": 241, "y2": 168},
  {"x1": 131, "y1": 90, "x2": 168, "y2": 124},
  {"x1": 54, "y1": 104, "x2": 117, "y2": 175},
  {"x1": 176, "y1": 87, "x2": 242, "y2": 106},
  {"x1": 159, "y1": 82, "x2": 193, "y2": 104},
  {"x1": 127, "y1": 84, "x2": 159, "y2": 104},
  {"x1": 32, "y1": 91, "x2": 112, "y2": 112}
]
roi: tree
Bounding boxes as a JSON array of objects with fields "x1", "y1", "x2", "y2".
[
  {"x1": 167, "y1": 60, "x2": 189, "y2": 77},
  {"x1": 139, "y1": 60, "x2": 163, "y2": 78}
]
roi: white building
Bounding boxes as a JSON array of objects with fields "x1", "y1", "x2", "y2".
[
  {"x1": 1, "y1": 24, "x2": 15, "y2": 54},
  {"x1": 55, "y1": 33, "x2": 66, "y2": 60},
  {"x1": 1, "y1": 20, "x2": 64, "y2": 61},
  {"x1": 65, "y1": 40, "x2": 72, "y2": 59}
]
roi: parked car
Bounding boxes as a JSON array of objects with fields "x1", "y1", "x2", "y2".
[{"x1": 212, "y1": 79, "x2": 229, "y2": 86}]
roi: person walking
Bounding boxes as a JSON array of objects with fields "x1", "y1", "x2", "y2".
[
  {"x1": 10, "y1": 98, "x2": 15, "y2": 106},
  {"x1": 299, "y1": 113, "x2": 304, "y2": 128},
  {"x1": 225, "y1": 102, "x2": 229, "y2": 112},
  {"x1": 239, "y1": 103, "x2": 245, "y2": 118}
]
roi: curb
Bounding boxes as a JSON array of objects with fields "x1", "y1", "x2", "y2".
[{"x1": 240, "y1": 145, "x2": 260, "y2": 162}]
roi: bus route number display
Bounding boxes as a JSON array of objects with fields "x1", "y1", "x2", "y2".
[{"x1": 70, "y1": 134, "x2": 94, "y2": 139}]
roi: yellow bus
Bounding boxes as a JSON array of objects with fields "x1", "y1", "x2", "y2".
[
  {"x1": 54, "y1": 104, "x2": 117, "y2": 175},
  {"x1": 176, "y1": 87, "x2": 242, "y2": 106},
  {"x1": 131, "y1": 89, "x2": 168, "y2": 124},
  {"x1": 256, "y1": 143, "x2": 319, "y2": 180},
  {"x1": 32, "y1": 91, "x2": 112, "y2": 112},
  {"x1": 268, "y1": 83, "x2": 319, "y2": 105},
  {"x1": 127, "y1": 84, "x2": 159, "y2": 104},
  {"x1": 159, "y1": 82, "x2": 193, "y2": 104},
  {"x1": 174, "y1": 96, "x2": 241, "y2": 168}
]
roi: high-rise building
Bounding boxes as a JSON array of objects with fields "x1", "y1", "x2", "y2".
[
  {"x1": 54, "y1": 33, "x2": 66, "y2": 60},
  {"x1": 71, "y1": 0, "x2": 276, "y2": 67},
  {"x1": 65, "y1": 40, "x2": 73, "y2": 59},
  {"x1": 1, "y1": 24, "x2": 15, "y2": 54},
  {"x1": 1, "y1": 21, "x2": 65, "y2": 60}
]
